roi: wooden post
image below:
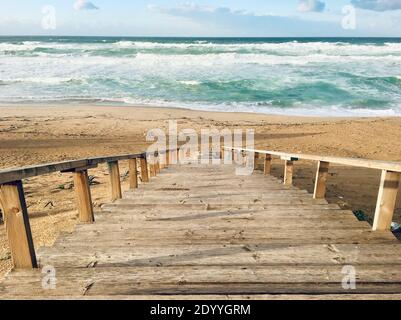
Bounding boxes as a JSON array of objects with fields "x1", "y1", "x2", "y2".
[
  {"x1": 73, "y1": 170, "x2": 94, "y2": 223},
  {"x1": 373, "y1": 170, "x2": 401, "y2": 231},
  {"x1": 313, "y1": 161, "x2": 330, "y2": 199},
  {"x1": 155, "y1": 154, "x2": 160, "y2": 174},
  {"x1": 0, "y1": 181, "x2": 37, "y2": 268},
  {"x1": 159, "y1": 153, "x2": 164, "y2": 170},
  {"x1": 284, "y1": 160, "x2": 294, "y2": 185},
  {"x1": 166, "y1": 151, "x2": 170, "y2": 167},
  {"x1": 128, "y1": 158, "x2": 138, "y2": 189},
  {"x1": 140, "y1": 157, "x2": 149, "y2": 183},
  {"x1": 107, "y1": 161, "x2": 122, "y2": 201},
  {"x1": 264, "y1": 154, "x2": 272, "y2": 175},
  {"x1": 232, "y1": 149, "x2": 235, "y2": 162}
]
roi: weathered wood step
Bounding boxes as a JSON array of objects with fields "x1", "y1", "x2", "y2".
[
  {"x1": 2, "y1": 265, "x2": 401, "y2": 296},
  {"x1": 37, "y1": 244, "x2": 401, "y2": 268},
  {"x1": 55, "y1": 228, "x2": 397, "y2": 246},
  {"x1": 109, "y1": 198, "x2": 328, "y2": 206}
]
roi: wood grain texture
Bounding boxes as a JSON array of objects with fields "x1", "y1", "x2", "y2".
[
  {"x1": 313, "y1": 161, "x2": 330, "y2": 199},
  {"x1": 107, "y1": 161, "x2": 122, "y2": 202},
  {"x1": 284, "y1": 160, "x2": 294, "y2": 186},
  {"x1": 73, "y1": 170, "x2": 94, "y2": 223},
  {"x1": 1, "y1": 162, "x2": 400, "y2": 299},
  {"x1": 128, "y1": 159, "x2": 138, "y2": 189},
  {"x1": 373, "y1": 170, "x2": 401, "y2": 231},
  {"x1": 0, "y1": 181, "x2": 37, "y2": 269},
  {"x1": 139, "y1": 158, "x2": 149, "y2": 183}
]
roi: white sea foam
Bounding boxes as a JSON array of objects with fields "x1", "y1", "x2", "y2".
[
  {"x1": 179, "y1": 80, "x2": 201, "y2": 86},
  {"x1": 1, "y1": 38, "x2": 401, "y2": 117}
]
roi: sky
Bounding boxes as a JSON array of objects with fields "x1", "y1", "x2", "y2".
[{"x1": 0, "y1": 0, "x2": 401, "y2": 37}]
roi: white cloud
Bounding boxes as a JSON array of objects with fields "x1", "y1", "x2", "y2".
[
  {"x1": 147, "y1": 3, "x2": 253, "y2": 17},
  {"x1": 351, "y1": 0, "x2": 401, "y2": 11},
  {"x1": 146, "y1": 2, "x2": 349, "y2": 37},
  {"x1": 73, "y1": 0, "x2": 99, "y2": 11},
  {"x1": 298, "y1": 0, "x2": 326, "y2": 12}
]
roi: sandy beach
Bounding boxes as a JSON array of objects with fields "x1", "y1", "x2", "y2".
[{"x1": 0, "y1": 103, "x2": 401, "y2": 278}]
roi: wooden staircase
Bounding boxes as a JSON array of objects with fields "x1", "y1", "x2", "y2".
[{"x1": 1, "y1": 162, "x2": 401, "y2": 299}]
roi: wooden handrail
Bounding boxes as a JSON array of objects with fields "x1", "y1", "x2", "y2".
[
  {"x1": 0, "y1": 148, "x2": 177, "y2": 269},
  {"x1": 0, "y1": 153, "x2": 146, "y2": 185},
  {"x1": 224, "y1": 146, "x2": 401, "y2": 232},
  {"x1": 224, "y1": 147, "x2": 401, "y2": 172}
]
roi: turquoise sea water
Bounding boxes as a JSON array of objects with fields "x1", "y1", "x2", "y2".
[{"x1": 1, "y1": 36, "x2": 401, "y2": 116}]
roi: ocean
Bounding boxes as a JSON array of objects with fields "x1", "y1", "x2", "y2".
[{"x1": 1, "y1": 36, "x2": 401, "y2": 116}]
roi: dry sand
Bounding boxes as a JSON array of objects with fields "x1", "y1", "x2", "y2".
[{"x1": 0, "y1": 103, "x2": 401, "y2": 278}]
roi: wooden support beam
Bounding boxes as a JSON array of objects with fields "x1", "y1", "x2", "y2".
[
  {"x1": 166, "y1": 151, "x2": 170, "y2": 167},
  {"x1": 284, "y1": 160, "x2": 294, "y2": 185},
  {"x1": 313, "y1": 161, "x2": 330, "y2": 199},
  {"x1": 159, "y1": 153, "x2": 164, "y2": 170},
  {"x1": 0, "y1": 181, "x2": 37, "y2": 269},
  {"x1": 264, "y1": 154, "x2": 272, "y2": 175},
  {"x1": 73, "y1": 170, "x2": 94, "y2": 223},
  {"x1": 128, "y1": 159, "x2": 138, "y2": 189},
  {"x1": 373, "y1": 170, "x2": 401, "y2": 231},
  {"x1": 107, "y1": 161, "x2": 122, "y2": 202},
  {"x1": 155, "y1": 155, "x2": 160, "y2": 174},
  {"x1": 149, "y1": 162, "x2": 155, "y2": 177},
  {"x1": 139, "y1": 157, "x2": 149, "y2": 183}
]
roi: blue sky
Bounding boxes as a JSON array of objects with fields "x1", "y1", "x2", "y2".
[{"x1": 1, "y1": 0, "x2": 401, "y2": 36}]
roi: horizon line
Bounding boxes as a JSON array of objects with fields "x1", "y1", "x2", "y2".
[{"x1": 1, "y1": 35, "x2": 401, "y2": 39}]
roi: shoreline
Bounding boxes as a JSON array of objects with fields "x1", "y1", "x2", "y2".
[{"x1": 1, "y1": 102, "x2": 400, "y2": 119}]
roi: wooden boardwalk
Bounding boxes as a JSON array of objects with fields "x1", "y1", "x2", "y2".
[{"x1": 1, "y1": 161, "x2": 401, "y2": 299}]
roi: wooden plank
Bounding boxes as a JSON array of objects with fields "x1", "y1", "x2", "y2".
[
  {"x1": 73, "y1": 170, "x2": 94, "y2": 223},
  {"x1": 139, "y1": 157, "x2": 149, "y2": 183},
  {"x1": 3, "y1": 265, "x2": 401, "y2": 296},
  {"x1": 284, "y1": 160, "x2": 293, "y2": 185},
  {"x1": 96, "y1": 209, "x2": 358, "y2": 222},
  {"x1": 107, "y1": 161, "x2": 122, "y2": 202},
  {"x1": 128, "y1": 159, "x2": 138, "y2": 189},
  {"x1": 80, "y1": 216, "x2": 369, "y2": 229},
  {"x1": 6, "y1": 294, "x2": 401, "y2": 300},
  {"x1": 373, "y1": 170, "x2": 401, "y2": 231},
  {"x1": 56, "y1": 228, "x2": 397, "y2": 245},
  {"x1": 313, "y1": 161, "x2": 330, "y2": 199},
  {"x1": 37, "y1": 244, "x2": 401, "y2": 268},
  {"x1": 3, "y1": 294, "x2": 401, "y2": 300},
  {"x1": 0, "y1": 181, "x2": 37, "y2": 268}
]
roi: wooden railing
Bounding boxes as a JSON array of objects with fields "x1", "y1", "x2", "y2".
[
  {"x1": 0, "y1": 148, "x2": 178, "y2": 269},
  {"x1": 222, "y1": 146, "x2": 401, "y2": 233}
]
